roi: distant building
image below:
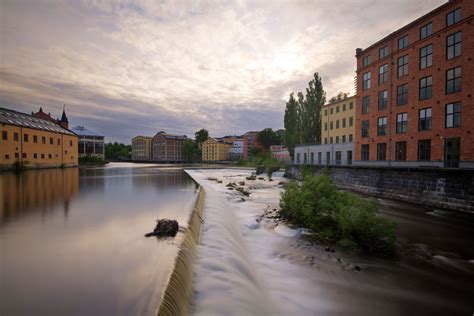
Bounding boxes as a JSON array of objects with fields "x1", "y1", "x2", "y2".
[
  {"x1": 202, "y1": 138, "x2": 232, "y2": 161},
  {"x1": 322, "y1": 95, "x2": 356, "y2": 145},
  {"x1": 270, "y1": 145, "x2": 291, "y2": 162},
  {"x1": 32, "y1": 106, "x2": 69, "y2": 130},
  {"x1": 0, "y1": 107, "x2": 78, "y2": 169},
  {"x1": 152, "y1": 131, "x2": 187, "y2": 162},
  {"x1": 228, "y1": 139, "x2": 244, "y2": 160},
  {"x1": 355, "y1": 0, "x2": 473, "y2": 168},
  {"x1": 294, "y1": 143, "x2": 354, "y2": 166},
  {"x1": 243, "y1": 131, "x2": 263, "y2": 159},
  {"x1": 131, "y1": 136, "x2": 153, "y2": 161},
  {"x1": 71, "y1": 126, "x2": 105, "y2": 158}
]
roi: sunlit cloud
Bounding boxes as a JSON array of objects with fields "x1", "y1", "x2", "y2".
[{"x1": 0, "y1": 0, "x2": 445, "y2": 142}]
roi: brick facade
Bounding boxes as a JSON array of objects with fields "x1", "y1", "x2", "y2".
[{"x1": 355, "y1": 0, "x2": 474, "y2": 168}]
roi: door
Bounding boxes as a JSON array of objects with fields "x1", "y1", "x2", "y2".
[
  {"x1": 444, "y1": 137, "x2": 460, "y2": 168},
  {"x1": 347, "y1": 150, "x2": 352, "y2": 165}
]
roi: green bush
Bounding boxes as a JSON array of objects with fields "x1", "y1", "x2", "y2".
[
  {"x1": 280, "y1": 174, "x2": 397, "y2": 256},
  {"x1": 79, "y1": 156, "x2": 107, "y2": 165}
]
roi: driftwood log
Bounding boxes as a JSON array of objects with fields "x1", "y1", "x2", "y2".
[{"x1": 145, "y1": 219, "x2": 179, "y2": 237}]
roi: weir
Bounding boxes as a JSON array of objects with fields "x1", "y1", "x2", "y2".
[{"x1": 156, "y1": 185, "x2": 206, "y2": 316}]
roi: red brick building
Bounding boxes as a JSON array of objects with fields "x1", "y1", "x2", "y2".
[{"x1": 355, "y1": 0, "x2": 473, "y2": 168}]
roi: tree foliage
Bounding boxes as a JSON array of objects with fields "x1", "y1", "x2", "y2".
[
  {"x1": 258, "y1": 128, "x2": 281, "y2": 149},
  {"x1": 284, "y1": 93, "x2": 299, "y2": 159},
  {"x1": 328, "y1": 91, "x2": 349, "y2": 104},
  {"x1": 105, "y1": 142, "x2": 131, "y2": 161},
  {"x1": 195, "y1": 129, "x2": 209, "y2": 144},
  {"x1": 183, "y1": 139, "x2": 196, "y2": 162}
]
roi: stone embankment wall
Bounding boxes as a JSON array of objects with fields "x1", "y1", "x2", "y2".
[{"x1": 286, "y1": 165, "x2": 474, "y2": 213}]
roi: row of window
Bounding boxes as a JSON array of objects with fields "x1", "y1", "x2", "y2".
[
  {"x1": 1, "y1": 131, "x2": 73, "y2": 147},
  {"x1": 361, "y1": 102, "x2": 461, "y2": 138},
  {"x1": 361, "y1": 140, "x2": 431, "y2": 162},
  {"x1": 324, "y1": 117, "x2": 354, "y2": 130},
  {"x1": 3, "y1": 152, "x2": 74, "y2": 160},
  {"x1": 323, "y1": 102, "x2": 354, "y2": 116},
  {"x1": 362, "y1": 66, "x2": 461, "y2": 114},
  {"x1": 296, "y1": 150, "x2": 353, "y2": 166},
  {"x1": 324, "y1": 134, "x2": 353, "y2": 144},
  {"x1": 362, "y1": 7, "x2": 462, "y2": 67}
]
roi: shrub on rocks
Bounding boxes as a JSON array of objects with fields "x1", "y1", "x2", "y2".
[{"x1": 280, "y1": 173, "x2": 397, "y2": 256}]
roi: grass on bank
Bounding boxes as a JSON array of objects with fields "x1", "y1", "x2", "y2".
[{"x1": 280, "y1": 172, "x2": 397, "y2": 257}]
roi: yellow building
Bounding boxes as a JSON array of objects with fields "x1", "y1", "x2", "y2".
[
  {"x1": 0, "y1": 107, "x2": 78, "y2": 170},
  {"x1": 321, "y1": 95, "x2": 356, "y2": 145},
  {"x1": 202, "y1": 138, "x2": 232, "y2": 161},
  {"x1": 131, "y1": 136, "x2": 152, "y2": 161}
]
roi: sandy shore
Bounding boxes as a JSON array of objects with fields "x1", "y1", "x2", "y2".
[{"x1": 186, "y1": 168, "x2": 474, "y2": 316}]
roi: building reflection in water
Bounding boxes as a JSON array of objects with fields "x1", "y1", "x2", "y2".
[
  {"x1": 132, "y1": 167, "x2": 195, "y2": 191},
  {"x1": 0, "y1": 168, "x2": 79, "y2": 224}
]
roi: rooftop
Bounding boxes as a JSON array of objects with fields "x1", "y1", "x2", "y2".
[
  {"x1": 71, "y1": 126, "x2": 104, "y2": 137},
  {"x1": 0, "y1": 107, "x2": 75, "y2": 136}
]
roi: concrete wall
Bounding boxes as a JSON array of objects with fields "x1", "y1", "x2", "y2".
[{"x1": 286, "y1": 164, "x2": 474, "y2": 213}]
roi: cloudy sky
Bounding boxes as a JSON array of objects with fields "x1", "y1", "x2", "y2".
[{"x1": 0, "y1": 0, "x2": 444, "y2": 143}]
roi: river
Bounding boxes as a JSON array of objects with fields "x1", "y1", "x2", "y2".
[{"x1": 0, "y1": 163, "x2": 197, "y2": 315}]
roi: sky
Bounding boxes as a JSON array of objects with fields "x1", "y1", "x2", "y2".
[{"x1": 0, "y1": 0, "x2": 445, "y2": 143}]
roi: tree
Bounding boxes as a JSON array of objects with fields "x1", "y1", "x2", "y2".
[
  {"x1": 183, "y1": 139, "x2": 196, "y2": 162},
  {"x1": 258, "y1": 128, "x2": 279, "y2": 150},
  {"x1": 328, "y1": 91, "x2": 349, "y2": 104},
  {"x1": 275, "y1": 129, "x2": 285, "y2": 145},
  {"x1": 105, "y1": 142, "x2": 131, "y2": 161},
  {"x1": 195, "y1": 129, "x2": 209, "y2": 144},
  {"x1": 304, "y1": 72, "x2": 326, "y2": 144},
  {"x1": 284, "y1": 93, "x2": 299, "y2": 159}
]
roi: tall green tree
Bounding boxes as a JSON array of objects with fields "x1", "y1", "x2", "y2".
[
  {"x1": 183, "y1": 139, "x2": 196, "y2": 162},
  {"x1": 284, "y1": 93, "x2": 299, "y2": 159},
  {"x1": 305, "y1": 72, "x2": 326, "y2": 144},
  {"x1": 258, "y1": 128, "x2": 279, "y2": 150},
  {"x1": 195, "y1": 129, "x2": 209, "y2": 144}
]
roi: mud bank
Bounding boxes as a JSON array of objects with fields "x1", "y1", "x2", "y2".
[{"x1": 186, "y1": 169, "x2": 474, "y2": 316}]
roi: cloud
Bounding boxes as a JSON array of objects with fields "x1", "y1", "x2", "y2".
[{"x1": 0, "y1": 0, "x2": 445, "y2": 142}]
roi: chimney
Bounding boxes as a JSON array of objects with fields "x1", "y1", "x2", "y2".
[{"x1": 356, "y1": 48, "x2": 363, "y2": 56}]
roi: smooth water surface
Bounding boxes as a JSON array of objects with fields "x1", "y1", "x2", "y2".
[{"x1": 0, "y1": 163, "x2": 196, "y2": 316}]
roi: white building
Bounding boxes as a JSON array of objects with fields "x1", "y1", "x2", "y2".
[
  {"x1": 71, "y1": 126, "x2": 105, "y2": 159},
  {"x1": 294, "y1": 143, "x2": 354, "y2": 166},
  {"x1": 228, "y1": 139, "x2": 244, "y2": 160}
]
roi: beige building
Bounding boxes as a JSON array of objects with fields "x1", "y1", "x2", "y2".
[
  {"x1": 321, "y1": 95, "x2": 356, "y2": 145},
  {"x1": 202, "y1": 138, "x2": 232, "y2": 161},
  {"x1": 152, "y1": 131, "x2": 187, "y2": 162},
  {"x1": 131, "y1": 136, "x2": 152, "y2": 161},
  {"x1": 0, "y1": 107, "x2": 78, "y2": 170}
]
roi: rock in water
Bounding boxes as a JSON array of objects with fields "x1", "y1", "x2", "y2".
[{"x1": 145, "y1": 219, "x2": 179, "y2": 237}]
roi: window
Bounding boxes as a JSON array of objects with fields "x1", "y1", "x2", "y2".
[
  {"x1": 349, "y1": 117, "x2": 353, "y2": 127},
  {"x1": 361, "y1": 120, "x2": 370, "y2": 138},
  {"x1": 69, "y1": 140, "x2": 73, "y2": 147},
  {"x1": 398, "y1": 35, "x2": 408, "y2": 50},
  {"x1": 50, "y1": 137, "x2": 53, "y2": 145},
  {"x1": 15, "y1": 153, "x2": 19, "y2": 159},
  {"x1": 379, "y1": 46, "x2": 388, "y2": 59},
  {"x1": 342, "y1": 104, "x2": 346, "y2": 111},
  {"x1": 310, "y1": 152, "x2": 314, "y2": 164},
  {"x1": 446, "y1": 8, "x2": 461, "y2": 27},
  {"x1": 24, "y1": 134, "x2": 29, "y2": 142},
  {"x1": 349, "y1": 102, "x2": 353, "y2": 110},
  {"x1": 326, "y1": 152, "x2": 331, "y2": 165},
  {"x1": 330, "y1": 108, "x2": 333, "y2": 115},
  {"x1": 377, "y1": 117, "x2": 387, "y2": 136},
  {"x1": 363, "y1": 71, "x2": 371, "y2": 90},
  {"x1": 296, "y1": 153, "x2": 300, "y2": 164},
  {"x1": 420, "y1": 44, "x2": 433, "y2": 69},
  {"x1": 336, "y1": 136, "x2": 339, "y2": 143},
  {"x1": 362, "y1": 96, "x2": 370, "y2": 114},
  {"x1": 303, "y1": 153, "x2": 307, "y2": 164},
  {"x1": 42, "y1": 136, "x2": 46, "y2": 144},
  {"x1": 330, "y1": 137, "x2": 333, "y2": 144},
  {"x1": 57, "y1": 139, "x2": 60, "y2": 145},
  {"x1": 419, "y1": 76, "x2": 432, "y2": 100},
  {"x1": 447, "y1": 31, "x2": 461, "y2": 59},
  {"x1": 33, "y1": 135, "x2": 37, "y2": 143},
  {"x1": 446, "y1": 66, "x2": 461, "y2": 94},
  {"x1": 336, "y1": 106, "x2": 340, "y2": 113},
  {"x1": 14, "y1": 132, "x2": 19, "y2": 141},
  {"x1": 397, "y1": 84, "x2": 408, "y2": 106},
  {"x1": 342, "y1": 118, "x2": 346, "y2": 128},
  {"x1": 419, "y1": 108, "x2": 432, "y2": 131},
  {"x1": 418, "y1": 140, "x2": 431, "y2": 161},
  {"x1": 41, "y1": 154, "x2": 45, "y2": 159},
  {"x1": 324, "y1": 138, "x2": 328, "y2": 144},
  {"x1": 22, "y1": 153, "x2": 27, "y2": 159},
  {"x1": 398, "y1": 55, "x2": 408, "y2": 77},
  {"x1": 335, "y1": 151, "x2": 342, "y2": 165},
  {"x1": 361, "y1": 144, "x2": 370, "y2": 161},
  {"x1": 324, "y1": 122, "x2": 328, "y2": 131},
  {"x1": 349, "y1": 134, "x2": 353, "y2": 142},
  {"x1": 330, "y1": 121, "x2": 333, "y2": 130},
  {"x1": 420, "y1": 22, "x2": 432, "y2": 39},
  {"x1": 33, "y1": 153, "x2": 37, "y2": 159},
  {"x1": 378, "y1": 64, "x2": 388, "y2": 84},
  {"x1": 342, "y1": 135, "x2": 346, "y2": 143},
  {"x1": 446, "y1": 102, "x2": 461, "y2": 128},
  {"x1": 336, "y1": 120, "x2": 339, "y2": 129},
  {"x1": 377, "y1": 143, "x2": 387, "y2": 161},
  {"x1": 396, "y1": 113, "x2": 408, "y2": 134},
  {"x1": 2, "y1": 131, "x2": 7, "y2": 140},
  {"x1": 378, "y1": 90, "x2": 388, "y2": 110},
  {"x1": 318, "y1": 152, "x2": 322, "y2": 164},
  {"x1": 4, "y1": 154, "x2": 9, "y2": 160},
  {"x1": 324, "y1": 109, "x2": 327, "y2": 116},
  {"x1": 363, "y1": 55, "x2": 371, "y2": 67},
  {"x1": 395, "y1": 141, "x2": 407, "y2": 161},
  {"x1": 48, "y1": 154, "x2": 52, "y2": 159}
]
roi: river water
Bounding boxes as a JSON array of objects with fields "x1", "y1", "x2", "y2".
[{"x1": 0, "y1": 163, "x2": 197, "y2": 316}]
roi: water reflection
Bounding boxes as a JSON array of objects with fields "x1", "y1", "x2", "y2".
[
  {"x1": 0, "y1": 164, "x2": 197, "y2": 316},
  {"x1": 0, "y1": 168, "x2": 79, "y2": 224}
]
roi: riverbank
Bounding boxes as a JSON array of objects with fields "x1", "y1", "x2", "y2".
[{"x1": 186, "y1": 168, "x2": 474, "y2": 315}]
